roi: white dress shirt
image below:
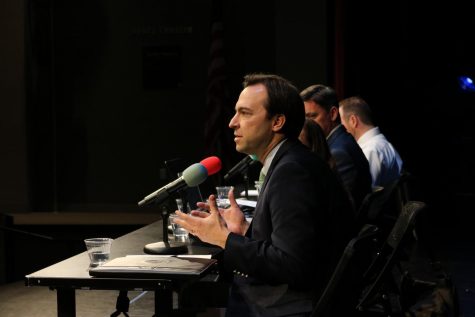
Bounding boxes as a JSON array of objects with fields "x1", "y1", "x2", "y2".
[{"x1": 357, "y1": 127, "x2": 403, "y2": 188}]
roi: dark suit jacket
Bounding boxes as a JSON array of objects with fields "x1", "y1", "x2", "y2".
[
  {"x1": 327, "y1": 125, "x2": 372, "y2": 211},
  {"x1": 223, "y1": 139, "x2": 355, "y2": 317}
]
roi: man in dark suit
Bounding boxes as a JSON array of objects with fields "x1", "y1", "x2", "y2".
[
  {"x1": 300, "y1": 85, "x2": 372, "y2": 212},
  {"x1": 175, "y1": 74, "x2": 354, "y2": 316}
]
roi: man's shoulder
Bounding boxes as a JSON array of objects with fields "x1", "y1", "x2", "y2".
[
  {"x1": 280, "y1": 141, "x2": 319, "y2": 162},
  {"x1": 276, "y1": 141, "x2": 329, "y2": 172},
  {"x1": 330, "y1": 131, "x2": 365, "y2": 158},
  {"x1": 329, "y1": 128, "x2": 359, "y2": 149},
  {"x1": 363, "y1": 134, "x2": 393, "y2": 153}
]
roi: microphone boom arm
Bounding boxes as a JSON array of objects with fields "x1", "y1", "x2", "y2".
[
  {"x1": 224, "y1": 156, "x2": 256, "y2": 181},
  {"x1": 138, "y1": 177, "x2": 186, "y2": 207}
]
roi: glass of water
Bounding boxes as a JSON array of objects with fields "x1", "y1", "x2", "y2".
[
  {"x1": 168, "y1": 213, "x2": 189, "y2": 241},
  {"x1": 215, "y1": 186, "x2": 232, "y2": 208},
  {"x1": 84, "y1": 238, "x2": 113, "y2": 266}
]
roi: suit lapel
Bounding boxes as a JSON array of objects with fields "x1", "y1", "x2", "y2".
[
  {"x1": 327, "y1": 125, "x2": 344, "y2": 147},
  {"x1": 260, "y1": 139, "x2": 297, "y2": 192}
]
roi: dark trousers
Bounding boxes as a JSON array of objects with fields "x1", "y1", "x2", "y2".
[{"x1": 225, "y1": 284, "x2": 311, "y2": 317}]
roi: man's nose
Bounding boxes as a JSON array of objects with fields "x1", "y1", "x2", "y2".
[{"x1": 229, "y1": 115, "x2": 237, "y2": 128}]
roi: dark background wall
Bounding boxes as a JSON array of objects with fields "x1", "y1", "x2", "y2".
[
  {"x1": 1, "y1": 0, "x2": 330, "y2": 213},
  {"x1": 1, "y1": 0, "x2": 474, "y2": 235},
  {"x1": 0, "y1": 0, "x2": 331, "y2": 282},
  {"x1": 340, "y1": 0, "x2": 475, "y2": 229},
  {"x1": 0, "y1": 0, "x2": 29, "y2": 212}
]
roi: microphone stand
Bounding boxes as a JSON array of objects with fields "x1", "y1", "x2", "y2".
[{"x1": 143, "y1": 205, "x2": 188, "y2": 255}]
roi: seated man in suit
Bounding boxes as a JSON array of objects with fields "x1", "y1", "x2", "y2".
[
  {"x1": 300, "y1": 84, "x2": 372, "y2": 212},
  {"x1": 175, "y1": 74, "x2": 354, "y2": 317}
]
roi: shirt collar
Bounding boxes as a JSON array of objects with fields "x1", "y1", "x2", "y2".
[
  {"x1": 260, "y1": 138, "x2": 287, "y2": 178},
  {"x1": 358, "y1": 126, "x2": 380, "y2": 145}
]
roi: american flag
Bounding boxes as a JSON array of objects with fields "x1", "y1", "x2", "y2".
[{"x1": 203, "y1": 0, "x2": 235, "y2": 179}]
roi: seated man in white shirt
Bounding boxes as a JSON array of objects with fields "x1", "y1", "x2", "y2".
[{"x1": 339, "y1": 96, "x2": 403, "y2": 188}]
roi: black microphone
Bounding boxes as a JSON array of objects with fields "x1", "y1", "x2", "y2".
[
  {"x1": 224, "y1": 155, "x2": 259, "y2": 181},
  {"x1": 138, "y1": 163, "x2": 207, "y2": 207}
]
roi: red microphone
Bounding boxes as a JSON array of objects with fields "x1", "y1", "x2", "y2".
[{"x1": 200, "y1": 156, "x2": 222, "y2": 176}]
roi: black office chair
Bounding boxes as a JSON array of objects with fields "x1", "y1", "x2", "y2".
[
  {"x1": 310, "y1": 224, "x2": 380, "y2": 317},
  {"x1": 356, "y1": 172, "x2": 413, "y2": 238},
  {"x1": 356, "y1": 200, "x2": 427, "y2": 316}
]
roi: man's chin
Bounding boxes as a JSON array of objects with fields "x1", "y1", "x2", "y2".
[{"x1": 235, "y1": 145, "x2": 246, "y2": 154}]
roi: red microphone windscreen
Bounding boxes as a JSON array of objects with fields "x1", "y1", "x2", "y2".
[{"x1": 200, "y1": 156, "x2": 222, "y2": 175}]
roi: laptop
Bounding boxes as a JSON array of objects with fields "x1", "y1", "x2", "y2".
[{"x1": 89, "y1": 255, "x2": 217, "y2": 279}]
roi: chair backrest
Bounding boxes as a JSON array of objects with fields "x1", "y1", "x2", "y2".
[
  {"x1": 356, "y1": 172, "x2": 413, "y2": 237},
  {"x1": 356, "y1": 201, "x2": 427, "y2": 313},
  {"x1": 356, "y1": 186, "x2": 386, "y2": 223},
  {"x1": 311, "y1": 224, "x2": 380, "y2": 317}
]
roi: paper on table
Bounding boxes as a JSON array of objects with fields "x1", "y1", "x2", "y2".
[
  {"x1": 240, "y1": 190, "x2": 259, "y2": 197},
  {"x1": 126, "y1": 254, "x2": 212, "y2": 259},
  {"x1": 235, "y1": 198, "x2": 257, "y2": 208},
  {"x1": 102, "y1": 256, "x2": 204, "y2": 270}
]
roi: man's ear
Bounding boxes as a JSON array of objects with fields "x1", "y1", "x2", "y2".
[
  {"x1": 330, "y1": 106, "x2": 339, "y2": 122},
  {"x1": 272, "y1": 114, "x2": 286, "y2": 132},
  {"x1": 349, "y1": 114, "x2": 358, "y2": 127}
]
